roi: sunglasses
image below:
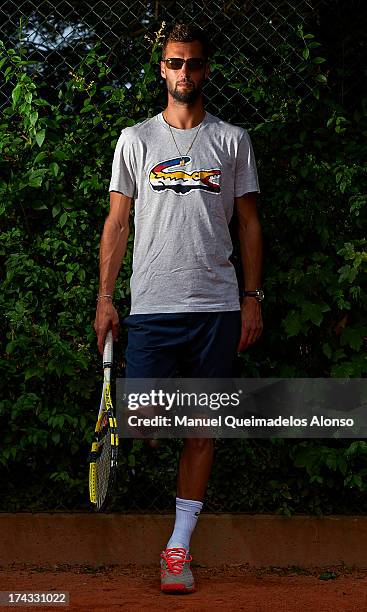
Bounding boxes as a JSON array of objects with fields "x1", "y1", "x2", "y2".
[{"x1": 162, "y1": 57, "x2": 206, "y2": 71}]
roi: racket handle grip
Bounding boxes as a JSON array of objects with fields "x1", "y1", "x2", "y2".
[{"x1": 103, "y1": 330, "x2": 113, "y2": 368}]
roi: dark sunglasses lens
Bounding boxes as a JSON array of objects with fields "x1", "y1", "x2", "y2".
[
  {"x1": 165, "y1": 58, "x2": 205, "y2": 70},
  {"x1": 166, "y1": 58, "x2": 184, "y2": 70},
  {"x1": 187, "y1": 59, "x2": 205, "y2": 71}
]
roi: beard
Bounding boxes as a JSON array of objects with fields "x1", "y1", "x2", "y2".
[{"x1": 168, "y1": 78, "x2": 205, "y2": 104}]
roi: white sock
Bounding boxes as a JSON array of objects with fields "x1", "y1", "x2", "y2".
[{"x1": 166, "y1": 497, "x2": 203, "y2": 552}]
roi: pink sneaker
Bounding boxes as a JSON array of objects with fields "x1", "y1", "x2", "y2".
[{"x1": 160, "y1": 547, "x2": 195, "y2": 593}]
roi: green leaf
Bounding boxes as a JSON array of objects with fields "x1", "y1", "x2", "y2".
[
  {"x1": 325, "y1": 452, "x2": 338, "y2": 471},
  {"x1": 35, "y1": 129, "x2": 45, "y2": 147},
  {"x1": 28, "y1": 169, "x2": 47, "y2": 187},
  {"x1": 346, "y1": 442, "x2": 367, "y2": 458},
  {"x1": 49, "y1": 162, "x2": 59, "y2": 177},
  {"x1": 31, "y1": 202, "x2": 48, "y2": 210},
  {"x1": 338, "y1": 265, "x2": 358, "y2": 284},
  {"x1": 80, "y1": 104, "x2": 94, "y2": 114},
  {"x1": 59, "y1": 212, "x2": 67, "y2": 227},
  {"x1": 315, "y1": 74, "x2": 327, "y2": 84},
  {"x1": 53, "y1": 150, "x2": 68, "y2": 161},
  {"x1": 301, "y1": 302, "x2": 330, "y2": 326},
  {"x1": 340, "y1": 327, "x2": 366, "y2": 351},
  {"x1": 25, "y1": 367, "x2": 44, "y2": 381},
  {"x1": 29, "y1": 110, "x2": 38, "y2": 126},
  {"x1": 52, "y1": 432, "x2": 60, "y2": 445},
  {"x1": 11, "y1": 84, "x2": 21, "y2": 106},
  {"x1": 5, "y1": 341, "x2": 17, "y2": 354},
  {"x1": 283, "y1": 311, "x2": 303, "y2": 337},
  {"x1": 33, "y1": 151, "x2": 47, "y2": 163}
]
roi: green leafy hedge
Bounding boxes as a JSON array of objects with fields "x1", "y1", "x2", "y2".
[{"x1": 0, "y1": 26, "x2": 366, "y2": 514}]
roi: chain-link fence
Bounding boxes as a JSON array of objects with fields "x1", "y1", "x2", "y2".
[{"x1": 1, "y1": 0, "x2": 364, "y2": 124}]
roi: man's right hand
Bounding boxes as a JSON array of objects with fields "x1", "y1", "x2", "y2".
[{"x1": 94, "y1": 299, "x2": 120, "y2": 355}]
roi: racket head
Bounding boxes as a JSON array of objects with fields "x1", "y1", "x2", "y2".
[{"x1": 89, "y1": 331, "x2": 119, "y2": 511}]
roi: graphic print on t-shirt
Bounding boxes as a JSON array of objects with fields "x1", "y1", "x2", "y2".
[{"x1": 149, "y1": 156, "x2": 221, "y2": 195}]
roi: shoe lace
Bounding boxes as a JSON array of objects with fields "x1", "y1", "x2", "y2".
[{"x1": 161, "y1": 547, "x2": 193, "y2": 575}]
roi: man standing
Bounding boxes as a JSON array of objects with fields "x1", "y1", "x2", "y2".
[{"x1": 94, "y1": 23, "x2": 263, "y2": 594}]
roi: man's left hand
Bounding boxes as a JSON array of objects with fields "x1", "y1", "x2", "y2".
[{"x1": 237, "y1": 298, "x2": 263, "y2": 352}]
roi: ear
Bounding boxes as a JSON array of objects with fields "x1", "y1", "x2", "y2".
[
  {"x1": 204, "y1": 62, "x2": 210, "y2": 80},
  {"x1": 160, "y1": 60, "x2": 166, "y2": 80}
]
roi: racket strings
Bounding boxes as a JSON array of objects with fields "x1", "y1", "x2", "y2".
[
  {"x1": 96, "y1": 413, "x2": 117, "y2": 508},
  {"x1": 95, "y1": 419, "x2": 113, "y2": 509}
]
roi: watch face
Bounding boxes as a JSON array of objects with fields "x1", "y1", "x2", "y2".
[{"x1": 257, "y1": 290, "x2": 264, "y2": 301}]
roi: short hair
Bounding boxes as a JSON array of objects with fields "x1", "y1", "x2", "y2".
[{"x1": 161, "y1": 23, "x2": 211, "y2": 60}]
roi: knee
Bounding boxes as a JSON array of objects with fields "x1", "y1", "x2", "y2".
[{"x1": 184, "y1": 438, "x2": 214, "y2": 453}]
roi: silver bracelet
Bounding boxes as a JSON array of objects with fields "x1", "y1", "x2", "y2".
[{"x1": 96, "y1": 294, "x2": 113, "y2": 302}]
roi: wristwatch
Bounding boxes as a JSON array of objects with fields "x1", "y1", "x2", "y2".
[{"x1": 243, "y1": 289, "x2": 264, "y2": 302}]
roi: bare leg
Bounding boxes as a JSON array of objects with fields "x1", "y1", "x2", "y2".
[{"x1": 177, "y1": 438, "x2": 214, "y2": 501}]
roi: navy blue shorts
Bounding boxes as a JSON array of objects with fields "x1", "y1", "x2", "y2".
[{"x1": 123, "y1": 312, "x2": 241, "y2": 378}]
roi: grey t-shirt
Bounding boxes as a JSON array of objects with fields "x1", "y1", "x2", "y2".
[{"x1": 109, "y1": 111, "x2": 260, "y2": 314}]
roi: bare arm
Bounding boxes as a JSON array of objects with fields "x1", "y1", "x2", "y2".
[
  {"x1": 235, "y1": 192, "x2": 263, "y2": 351},
  {"x1": 94, "y1": 191, "x2": 132, "y2": 354}
]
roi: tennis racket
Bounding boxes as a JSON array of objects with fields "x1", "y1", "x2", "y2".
[{"x1": 89, "y1": 329, "x2": 119, "y2": 510}]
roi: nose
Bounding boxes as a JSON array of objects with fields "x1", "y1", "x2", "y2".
[{"x1": 179, "y1": 60, "x2": 191, "y2": 78}]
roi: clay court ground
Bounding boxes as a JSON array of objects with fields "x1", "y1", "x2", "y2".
[{"x1": 1, "y1": 564, "x2": 367, "y2": 611}]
